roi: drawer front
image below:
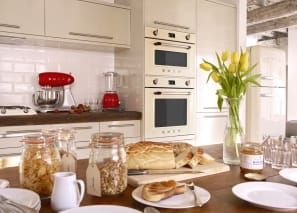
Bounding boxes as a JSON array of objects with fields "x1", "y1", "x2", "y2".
[
  {"x1": 45, "y1": 0, "x2": 130, "y2": 46},
  {"x1": 100, "y1": 120, "x2": 140, "y2": 138}
]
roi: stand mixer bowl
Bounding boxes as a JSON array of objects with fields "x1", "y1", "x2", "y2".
[{"x1": 33, "y1": 88, "x2": 64, "y2": 107}]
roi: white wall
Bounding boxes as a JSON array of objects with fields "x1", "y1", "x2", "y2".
[
  {"x1": 287, "y1": 26, "x2": 297, "y2": 120},
  {"x1": 0, "y1": 44, "x2": 114, "y2": 107}
]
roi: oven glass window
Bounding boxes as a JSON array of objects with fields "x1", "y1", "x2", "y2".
[
  {"x1": 155, "y1": 99, "x2": 187, "y2": 127},
  {"x1": 155, "y1": 50, "x2": 187, "y2": 67}
]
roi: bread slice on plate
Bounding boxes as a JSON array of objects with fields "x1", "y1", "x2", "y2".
[{"x1": 141, "y1": 180, "x2": 186, "y2": 202}]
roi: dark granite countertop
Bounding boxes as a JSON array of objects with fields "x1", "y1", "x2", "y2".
[{"x1": 0, "y1": 111, "x2": 142, "y2": 127}]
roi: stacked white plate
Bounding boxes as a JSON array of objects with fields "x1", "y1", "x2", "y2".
[{"x1": 0, "y1": 188, "x2": 41, "y2": 211}]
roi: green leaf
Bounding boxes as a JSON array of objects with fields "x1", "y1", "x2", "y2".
[
  {"x1": 241, "y1": 63, "x2": 257, "y2": 77},
  {"x1": 217, "y1": 94, "x2": 223, "y2": 111},
  {"x1": 216, "y1": 52, "x2": 223, "y2": 70},
  {"x1": 203, "y1": 59, "x2": 219, "y2": 72}
]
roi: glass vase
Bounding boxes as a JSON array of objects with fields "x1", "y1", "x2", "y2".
[{"x1": 223, "y1": 97, "x2": 243, "y2": 165}]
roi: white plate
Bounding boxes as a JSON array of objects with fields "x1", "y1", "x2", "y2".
[
  {"x1": 280, "y1": 168, "x2": 297, "y2": 183},
  {"x1": 232, "y1": 182, "x2": 297, "y2": 212},
  {"x1": 132, "y1": 185, "x2": 211, "y2": 209},
  {"x1": 60, "y1": 205, "x2": 142, "y2": 213},
  {"x1": 0, "y1": 188, "x2": 41, "y2": 210}
]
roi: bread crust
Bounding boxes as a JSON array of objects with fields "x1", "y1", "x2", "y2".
[
  {"x1": 126, "y1": 141, "x2": 176, "y2": 169},
  {"x1": 141, "y1": 180, "x2": 186, "y2": 202}
]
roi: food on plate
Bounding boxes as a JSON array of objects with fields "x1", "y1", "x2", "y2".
[
  {"x1": 126, "y1": 141, "x2": 214, "y2": 170},
  {"x1": 141, "y1": 180, "x2": 186, "y2": 202},
  {"x1": 126, "y1": 141, "x2": 176, "y2": 169}
]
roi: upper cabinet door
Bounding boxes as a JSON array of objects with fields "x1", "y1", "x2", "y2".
[
  {"x1": 144, "y1": 0, "x2": 196, "y2": 33},
  {"x1": 0, "y1": 0, "x2": 44, "y2": 36},
  {"x1": 45, "y1": 0, "x2": 130, "y2": 46}
]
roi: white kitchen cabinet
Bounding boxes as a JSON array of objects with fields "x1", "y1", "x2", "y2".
[
  {"x1": 197, "y1": 0, "x2": 236, "y2": 113},
  {"x1": 0, "y1": 0, "x2": 44, "y2": 36},
  {"x1": 144, "y1": 0, "x2": 196, "y2": 33},
  {"x1": 196, "y1": 0, "x2": 236, "y2": 145},
  {"x1": 196, "y1": 113, "x2": 227, "y2": 145},
  {"x1": 99, "y1": 120, "x2": 141, "y2": 145},
  {"x1": 45, "y1": 0, "x2": 131, "y2": 47}
]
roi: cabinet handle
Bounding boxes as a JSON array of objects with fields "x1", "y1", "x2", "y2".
[
  {"x1": 203, "y1": 115, "x2": 228, "y2": 118},
  {"x1": 0, "y1": 23, "x2": 20, "y2": 29},
  {"x1": 107, "y1": 124, "x2": 135, "y2": 128},
  {"x1": 72, "y1": 126, "x2": 93, "y2": 130},
  {"x1": 260, "y1": 93, "x2": 275, "y2": 98},
  {"x1": 153, "y1": 91, "x2": 192, "y2": 96},
  {"x1": 154, "y1": 41, "x2": 191, "y2": 50},
  {"x1": 1, "y1": 129, "x2": 42, "y2": 138},
  {"x1": 203, "y1": 107, "x2": 228, "y2": 109},
  {"x1": 69, "y1": 32, "x2": 113, "y2": 40},
  {"x1": 76, "y1": 146, "x2": 90, "y2": 150},
  {"x1": 261, "y1": 76, "x2": 274, "y2": 80},
  {"x1": 153, "y1": 21, "x2": 189, "y2": 30},
  {"x1": 0, "y1": 153, "x2": 20, "y2": 157},
  {"x1": 0, "y1": 145, "x2": 22, "y2": 150}
]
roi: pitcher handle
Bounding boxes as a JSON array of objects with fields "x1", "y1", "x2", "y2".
[{"x1": 76, "y1": 179, "x2": 85, "y2": 205}]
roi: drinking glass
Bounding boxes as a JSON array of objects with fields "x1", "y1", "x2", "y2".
[
  {"x1": 292, "y1": 143, "x2": 297, "y2": 167},
  {"x1": 271, "y1": 139, "x2": 291, "y2": 169}
]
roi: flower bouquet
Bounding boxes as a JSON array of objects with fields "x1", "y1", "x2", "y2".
[{"x1": 200, "y1": 50, "x2": 260, "y2": 164}]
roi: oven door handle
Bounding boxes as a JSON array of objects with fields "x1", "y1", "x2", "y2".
[
  {"x1": 153, "y1": 91, "x2": 192, "y2": 96},
  {"x1": 154, "y1": 42, "x2": 191, "y2": 50}
]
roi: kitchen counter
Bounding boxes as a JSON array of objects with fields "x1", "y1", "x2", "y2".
[
  {"x1": 0, "y1": 144, "x2": 292, "y2": 213},
  {"x1": 0, "y1": 111, "x2": 142, "y2": 126}
]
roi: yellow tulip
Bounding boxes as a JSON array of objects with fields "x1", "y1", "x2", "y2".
[
  {"x1": 221, "y1": 51, "x2": 229, "y2": 62},
  {"x1": 200, "y1": 62, "x2": 212, "y2": 71},
  {"x1": 240, "y1": 51, "x2": 249, "y2": 65},
  {"x1": 228, "y1": 63, "x2": 236, "y2": 73},
  {"x1": 240, "y1": 62, "x2": 249, "y2": 72},
  {"x1": 231, "y1": 52, "x2": 239, "y2": 64},
  {"x1": 211, "y1": 72, "x2": 220, "y2": 82}
]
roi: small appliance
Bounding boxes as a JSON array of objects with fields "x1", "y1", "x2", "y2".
[
  {"x1": 32, "y1": 72, "x2": 76, "y2": 112},
  {"x1": 101, "y1": 72, "x2": 120, "y2": 111}
]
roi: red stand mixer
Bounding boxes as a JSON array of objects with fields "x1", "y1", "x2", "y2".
[
  {"x1": 33, "y1": 72, "x2": 76, "y2": 112},
  {"x1": 102, "y1": 72, "x2": 120, "y2": 111}
]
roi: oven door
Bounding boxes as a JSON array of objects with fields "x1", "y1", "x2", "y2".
[
  {"x1": 145, "y1": 38, "x2": 195, "y2": 77},
  {"x1": 144, "y1": 87, "x2": 195, "y2": 138}
]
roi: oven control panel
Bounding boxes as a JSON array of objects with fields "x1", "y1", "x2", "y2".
[{"x1": 145, "y1": 76, "x2": 195, "y2": 88}]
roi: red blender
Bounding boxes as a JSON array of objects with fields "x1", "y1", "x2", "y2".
[{"x1": 102, "y1": 72, "x2": 120, "y2": 111}]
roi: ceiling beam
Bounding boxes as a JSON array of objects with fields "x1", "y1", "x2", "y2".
[
  {"x1": 247, "y1": 0, "x2": 297, "y2": 25},
  {"x1": 247, "y1": 13, "x2": 297, "y2": 34}
]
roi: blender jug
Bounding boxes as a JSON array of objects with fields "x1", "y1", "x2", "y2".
[{"x1": 102, "y1": 72, "x2": 120, "y2": 110}]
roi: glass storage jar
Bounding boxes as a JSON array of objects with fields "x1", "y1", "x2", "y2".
[
  {"x1": 86, "y1": 132, "x2": 127, "y2": 196},
  {"x1": 19, "y1": 133, "x2": 61, "y2": 197},
  {"x1": 44, "y1": 128, "x2": 77, "y2": 172},
  {"x1": 240, "y1": 142, "x2": 264, "y2": 174}
]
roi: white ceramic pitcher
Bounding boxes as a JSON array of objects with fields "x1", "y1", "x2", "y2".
[{"x1": 51, "y1": 172, "x2": 85, "y2": 212}]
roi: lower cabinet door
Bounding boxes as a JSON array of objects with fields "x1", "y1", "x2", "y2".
[{"x1": 196, "y1": 112, "x2": 227, "y2": 145}]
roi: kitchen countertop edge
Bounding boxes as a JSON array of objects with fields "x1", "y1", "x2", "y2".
[{"x1": 0, "y1": 111, "x2": 142, "y2": 126}]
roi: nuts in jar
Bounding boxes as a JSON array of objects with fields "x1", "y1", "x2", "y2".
[
  {"x1": 19, "y1": 133, "x2": 61, "y2": 197},
  {"x1": 86, "y1": 132, "x2": 127, "y2": 196},
  {"x1": 240, "y1": 142, "x2": 264, "y2": 174}
]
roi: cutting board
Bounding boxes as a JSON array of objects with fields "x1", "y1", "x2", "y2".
[{"x1": 128, "y1": 161, "x2": 230, "y2": 186}]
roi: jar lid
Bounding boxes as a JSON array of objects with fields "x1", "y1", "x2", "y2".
[
  {"x1": 21, "y1": 133, "x2": 55, "y2": 145},
  {"x1": 91, "y1": 132, "x2": 124, "y2": 146},
  {"x1": 43, "y1": 128, "x2": 75, "y2": 142}
]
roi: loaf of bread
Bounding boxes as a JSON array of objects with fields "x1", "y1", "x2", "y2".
[
  {"x1": 141, "y1": 180, "x2": 186, "y2": 202},
  {"x1": 126, "y1": 141, "x2": 176, "y2": 169},
  {"x1": 187, "y1": 147, "x2": 204, "y2": 168}
]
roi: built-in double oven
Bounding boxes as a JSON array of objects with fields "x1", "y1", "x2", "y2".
[{"x1": 144, "y1": 27, "x2": 196, "y2": 141}]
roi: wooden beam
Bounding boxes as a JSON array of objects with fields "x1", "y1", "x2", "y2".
[
  {"x1": 247, "y1": 0, "x2": 297, "y2": 25},
  {"x1": 247, "y1": 13, "x2": 297, "y2": 34}
]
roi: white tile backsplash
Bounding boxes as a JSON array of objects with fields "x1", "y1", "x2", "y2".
[{"x1": 0, "y1": 44, "x2": 114, "y2": 107}]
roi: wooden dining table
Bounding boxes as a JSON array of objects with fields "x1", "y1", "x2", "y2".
[{"x1": 0, "y1": 144, "x2": 295, "y2": 213}]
